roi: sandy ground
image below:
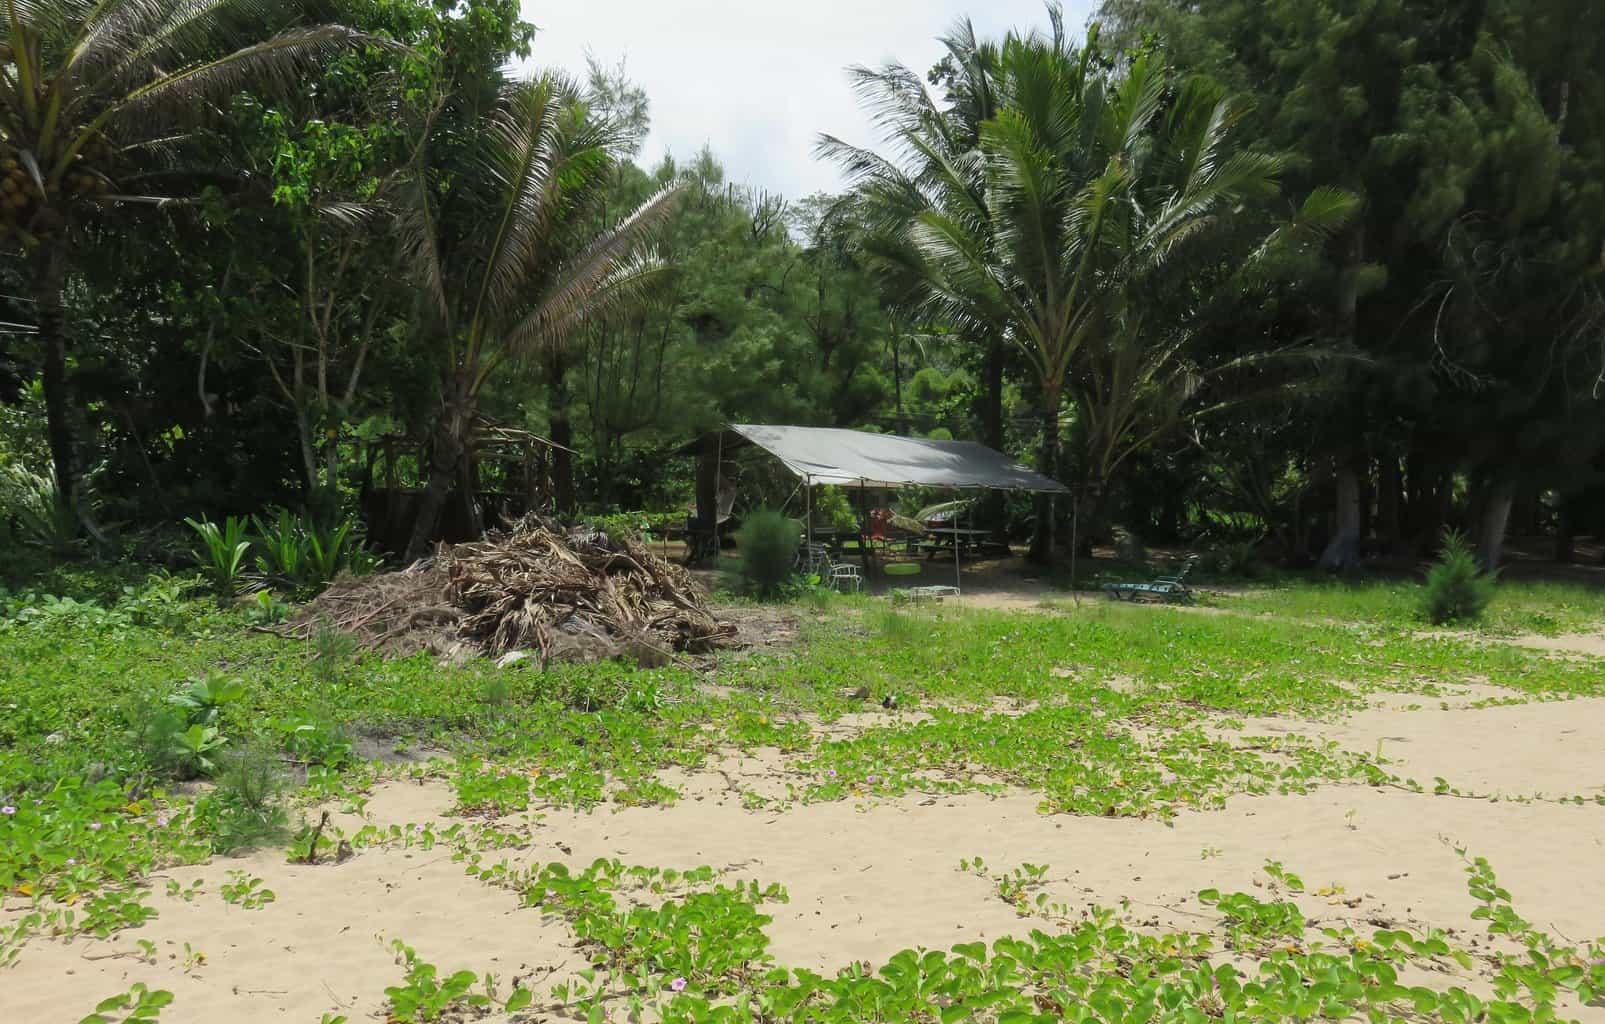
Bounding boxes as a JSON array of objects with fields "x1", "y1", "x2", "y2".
[
  {"x1": 8, "y1": 657, "x2": 1605, "y2": 1021},
  {"x1": 1233, "y1": 695, "x2": 1605, "y2": 799},
  {"x1": 1509, "y1": 632, "x2": 1605, "y2": 657}
]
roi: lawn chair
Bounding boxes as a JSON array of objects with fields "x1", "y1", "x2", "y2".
[
  {"x1": 798, "y1": 542, "x2": 862, "y2": 593},
  {"x1": 1102, "y1": 556, "x2": 1199, "y2": 604}
]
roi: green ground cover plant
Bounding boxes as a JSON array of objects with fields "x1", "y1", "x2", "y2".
[
  {"x1": 438, "y1": 852, "x2": 1605, "y2": 1024},
  {"x1": 3, "y1": 566, "x2": 1605, "y2": 1015}
]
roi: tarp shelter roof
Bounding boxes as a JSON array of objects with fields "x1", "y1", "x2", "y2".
[{"x1": 721, "y1": 424, "x2": 1068, "y2": 493}]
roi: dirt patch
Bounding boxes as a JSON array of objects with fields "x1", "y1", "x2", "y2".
[{"x1": 710, "y1": 602, "x2": 806, "y2": 655}]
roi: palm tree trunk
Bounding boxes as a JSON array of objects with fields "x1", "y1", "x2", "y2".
[
  {"x1": 1554, "y1": 494, "x2": 1575, "y2": 564},
  {"x1": 33, "y1": 242, "x2": 74, "y2": 507},
  {"x1": 548, "y1": 351, "x2": 576, "y2": 515},
  {"x1": 1377, "y1": 455, "x2": 1404, "y2": 555},
  {"x1": 1028, "y1": 384, "x2": 1061, "y2": 564},
  {"x1": 977, "y1": 337, "x2": 1008, "y2": 532},
  {"x1": 1476, "y1": 476, "x2": 1516, "y2": 571},
  {"x1": 405, "y1": 390, "x2": 472, "y2": 562},
  {"x1": 1317, "y1": 462, "x2": 1363, "y2": 572},
  {"x1": 980, "y1": 339, "x2": 1005, "y2": 452}
]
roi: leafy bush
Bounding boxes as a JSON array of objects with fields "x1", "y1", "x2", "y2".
[
  {"x1": 167, "y1": 674, "x2": 246, "y2": 727},
  {"x1": 273, "y1": 714, "x2": 354, "y2": 769},
  {"x1": 1206, "y1": 540, "x2": 1270, "y2": 579},
  {"x1": 116, "y1": 572, "x2": 202, "y2": 630},
  {"x1": 810, "y1": 487, "x2": 860, "y2": 533},
  {"x1": 0, "y1": 591, "x2": 132, "y2": 634},
  {"x1": 253, "y1": 508, "x2": 310, "y2": 587},
  {"x1": 185, "y1": 515, "x2": 253, "y2": 604},
  {"x1": 733, "y1": 508, "x2": 800, "y2": 599},
  {"x1": 1421, "y1": 529, "x2": 1496, "y2": 625},
  {"x1": 0, "y1": 463, "x2": 80, "y2": 555},
  {"x1": 121, "y1": 692, "x2": 200, "y2": 780},
  {"x1": 244, "y1": 590, "x2": 291, "y2": 625},
  {"x1": 121, "y1": 674, "x2": 245, "y2": 780},
  {"x1": 253, "y1": 509, "x2": 380, "y2": 595}
]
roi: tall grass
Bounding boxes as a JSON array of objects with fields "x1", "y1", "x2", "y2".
[{"x1": 1224, "y1": 576, "x2": 1605, "y2": 635}]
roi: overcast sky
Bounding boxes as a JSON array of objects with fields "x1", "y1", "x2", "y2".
[{"x1": 515, "y1": 1, "x2": 1097, "y2": 199}]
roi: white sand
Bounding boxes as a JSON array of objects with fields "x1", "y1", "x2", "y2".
[{"x1": 8, "y1": 672, "x2": 1605, "y2": 1022}]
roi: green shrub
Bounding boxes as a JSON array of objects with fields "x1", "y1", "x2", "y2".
[
  {"x1": 273, "y1": 714, "x2": 354, "y2": 769},
  {"x1": 1421, "y1": 529, "x2": 1496, "y2": 625},
  {"x1": 253, "y1": 508, "x2": 380, "y2": 596},
  {"x1": 244, "y1": 589, "x2": 291, "y2": 625},
  {"x1": 120, "y1": 675, "x2": 245, "y2": 781},
  {"x1": 185, "y1": 515, "x2": 253, "y2": 604},
  {"x1": 116, "y1": 572, "x2": 202, "y2": 630},
  {"x1": 1, "y1": 463, "x2": 80, "y2": 555},
  {"x1": 198, "y1": 744, "x2": 290, "y2": 854},
  {"x1": 583, "y1": 510, "x2": 682, "y2": 542},
  {"x1": 311, "y1": 616, "x2": 359, "y2": 686},
  {"x1": 734, "y1": 508, "x2": 801, "y2": 600},
  {"x1": 810, "y1": 487, "x2": 860, "y2": 533},
  {"x1": 1207, "y1": 540, "x2": 1269, "y2": 579}
]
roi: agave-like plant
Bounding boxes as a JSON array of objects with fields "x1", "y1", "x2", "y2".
[
  {"x1": 184, "y1": 514, "x2": 253, "y2": 604},
  {"x1": 0, "y1": 0, "x2": 368, "y2": 513},
  {"x1": 397, "y1": 73, "x2": 682, "y2": 559}
]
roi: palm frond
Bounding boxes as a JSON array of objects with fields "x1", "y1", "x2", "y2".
[
  {"x1": 1245, "y1": 186, "x2": 1360, "y2": 268},
  {"x1": 394, "y1": 108, "x2": 449, "y2": 324},
  {"x1": 499, "y1": 250, "x2": 672, "y2": 371},
  {"x1": 71, "y1": 0, "x2": 251, "y2": 84},
  {"x1": 496, "y1": 180, "x2": 685, "y2": 362},
  {"x1": 107, "y1": 25, "x2": 369, "y2": 132},
  {"x1": 475, "y1": 77, "x2": 571, "y2": 325}
]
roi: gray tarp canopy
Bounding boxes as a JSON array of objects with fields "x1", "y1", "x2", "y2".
[{"x1": 723, "y1": 424, "x2": 1068, "y2": 493}]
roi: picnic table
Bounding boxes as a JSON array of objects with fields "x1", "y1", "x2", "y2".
[{"x1": 920, "y1": 527, "x2": 994, "y2": 558}]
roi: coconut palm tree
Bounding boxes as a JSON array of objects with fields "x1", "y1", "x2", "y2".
[
  {"x1": 830, "y1": 9, "x2": 1351, "y2": 559},
  {"x1": 397, "y1": 74, "x2": 681, "y2": 559},
  {"x1": 0, "y1": 0, "x2": 366, "y2": 515}
]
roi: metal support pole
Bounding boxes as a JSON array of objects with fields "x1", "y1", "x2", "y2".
[
  {"x1": 712, "y1": 431, "x2": 724, "y2": 565},
  {"x1": 954, "y1": 491, "x2": 963, "y2": 595},
  {"x1": 804, "y1": 475, "x2": 812, "y2": 553},
  {"x1": 1069, "y1": 491, "x2": 1080, "y2": 607}
]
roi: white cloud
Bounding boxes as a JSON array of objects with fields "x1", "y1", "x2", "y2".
[{"x1": 515, "y1": 1, "x2": 1096, "y2": 199}]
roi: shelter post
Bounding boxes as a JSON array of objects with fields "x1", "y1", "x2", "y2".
[
  {"x1": 712, "y1": 430, "x2": 724, "y2": 563},
  {"x1": 1068, "y1": 494, "x2": 1079, "y2": 607},
  {"x1": 954, "y1": 492, "x2": 963, "y2": 595},
  {"x1": 804, "y1": 475, "x2": 812, "y2": 555}
]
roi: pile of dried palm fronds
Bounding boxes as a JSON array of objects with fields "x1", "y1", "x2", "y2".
[{"x1": 280, "y1": 517, "x2": 735, "y2": 666}]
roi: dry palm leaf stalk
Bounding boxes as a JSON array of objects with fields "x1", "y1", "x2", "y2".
[{"x1": 281, "y1": 516, "x2": 736, "y2": 666}]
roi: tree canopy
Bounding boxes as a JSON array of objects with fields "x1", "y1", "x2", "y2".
[{"x1": 3, "y1": 0, "x2": 1601, "y2": 572}]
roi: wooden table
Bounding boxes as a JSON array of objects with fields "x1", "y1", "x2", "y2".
[{"x1": 921, "y1": 527, "x2": 993, "y2": 558}]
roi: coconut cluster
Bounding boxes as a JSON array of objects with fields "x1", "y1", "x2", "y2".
[{"x1": 0, "y1": 135, "x2": 115, "y2": 242}]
